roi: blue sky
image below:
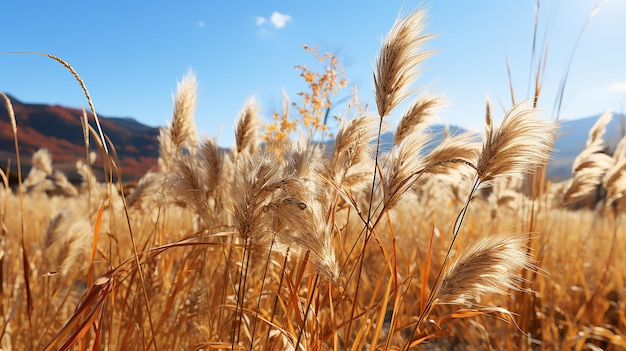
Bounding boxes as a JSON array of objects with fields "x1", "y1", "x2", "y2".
[{"x1": 1, "y1": 1, "x2": 625, "y2": 147}]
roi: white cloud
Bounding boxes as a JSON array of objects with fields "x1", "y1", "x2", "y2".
[
  {"x1": 608, "y1": 82, "x2": 626, "y2": 93},
  {"x1": 270, "y1": 12, "x2": 291, "y2": 29},
  {"x1": 256, "y1": 11, "x2": 292, "y2": 29},
  {"x1": 256, "y1": 16, "x2": 267, "y2": 26}
]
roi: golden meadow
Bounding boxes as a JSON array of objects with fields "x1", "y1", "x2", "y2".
[{"x1": 1, "y1": 8, "x2": 624, "y2": 351}]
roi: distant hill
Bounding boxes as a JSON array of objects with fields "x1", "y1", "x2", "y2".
[
  {"x1": 328, "y1": 115, "x2": 626, "y2": 181},
  {"x1": 2, "y1": 93, "x2": 622, "y2": 184},
  {"x1": 548, "y1": 113, "x2": 626, "y2": 181},
  {"x1": 0, "y1": 94, "x2": 160, "y2": 183}
]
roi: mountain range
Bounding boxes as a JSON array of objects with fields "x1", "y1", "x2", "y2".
[
  {"x1": 1, "y1": 93, "x2": 624, "y2": 183},
  {"x1": 0, "y1": 94, "x2": 159, "y2": 183}
]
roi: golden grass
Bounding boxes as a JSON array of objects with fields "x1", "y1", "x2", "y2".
[{"x1": 0, "y1": 7, "x2": 624, "y2": 351}]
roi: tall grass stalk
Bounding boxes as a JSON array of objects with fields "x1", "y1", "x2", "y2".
[{"x1": 4, "y1": 5, "x2": 624, "y2": 350}]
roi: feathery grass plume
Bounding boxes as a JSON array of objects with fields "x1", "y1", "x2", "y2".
[
  {"x1": 231, "y1": 150, "x2": 284, "y2": 244},
  {"x1": 168, "y1": 149, "x2": 227, "y2": 225},
  {"x1": 421, "y1": 131, "x2": 480, "y2": 178},
  {"x1": 169, "y1": 153, "x2": 207, "y2": 213},
  {"x1": 126, "y1": 172, "x2": 164, "y2": 211},
  {"x1": 229, "y1": 149, "x2": 294, "y2": 343},
  {"x1": 326, "y1": 114, "x2": 378, "y2": 188},
  {"x1": 195, "y1": 137, "x2": 227, "y2": 219},
  {"x1": 382, "y1": 121, "x2": 432, "y2": 210},
  {"x1": 45, "y1": 208, "x2": 71, "y2": 247},
  {"x1": 435, "y1": 235, "x2": 534, "y2": 305},
  {"x1": 58, "y1": 218, "x2": 93, "y2": 276},
  {"x1": 563, "y1": 112, "x2": 614, "y2": 204},
  {"x1": 283, "y1": 139, "x2": 322, "y2": 181},
  {"x1": 603, "y1": 158, "x2": 626, "y2": 206},
  {"x1": 45, "y1": 209, "x2": 93, "y2": 276},
  {"x1": 394, "y1": 94, "x2": 440, "y2": 145},
  {"x1": 158, "y1": 127, "x2": 176, "y2": 172},
  {"x1": 572, "y1": 112, "x2": 612, "y2": 174},
  {"x1": 76, "y1": 152, "x2": 98, "y2": 189},
  {"x1": 269, "y1": 147, "x2": 339, "y2": 282},
  {"x1": 585, "y1": 111, "x2": 612, "y2": 149},
  {"x1": 563, "y1": 164, "x2": 612, "y2": 205},
  {"x1": 612, "y1": 133, "x2": 626, "y2": 162},
  {"x1": 572, "y1": 149, "x2": 614, "y2": 175},
  {"x1": 52, "y1": 170, "x2": 78, "y2": 197},
  {"x1": 170, "y1": 70, "x2": 199, "y2": 152},
  {"x1": 333, "y1": 115, "x2": 378, "y2": 169},
  {"x1": 272, "y1": 195, "x2": 339, "y2": 282},
  {"x1": 602, "y1": 131, "x2": 626, "y2": 206},
  {"x1": 570, "y1": 112, "x2": 613, "y2": 173},
  {"x1": 23, "y1": 148, "x2": 54, "y2": 192},
  {"x1": 374, "y1": 9, "x2": 435, "y2": 118},
  {"x1": 158, "y1": 70, "x2": 199, "y2": 171},
  {"x1": 484, "y1": 96, "x2": 493, "y2": 137},
  {"x1": 199, "y1": 137, "x2": 224, "y2": 195},
  {"x1": 380, "y1": 92, "x2": 441, "y2": 210},
  {"x1": 488, "y1": 178, "x2": 522, "y2": 218},
  {"x1": 32, "y1": 148, "x2": 53, "y2": 175},
  {"x1": 475, "y1": 102, "x2": 557, "y2": 185},
  {"x1": 234, "y1": 97, "x2": 261, "y2": 156}
]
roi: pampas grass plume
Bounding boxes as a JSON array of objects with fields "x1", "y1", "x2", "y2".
[
  {"x1": 475, "y1": 102, "x2": 556, "y2": 184},
  {"x1": 435, "y1": 235, "x2": 534, "y2": 305},
  {"x1": 394, "y1": 94, "x2": 439, "y2": 145},
  {"x1": 235, "y1": 97, "x2": 261, "y2": 155},
  {"x1": 374, "y1": 10, "x2": 434, "y2": 118},
  {"x1": 170, "y1": 70, "x2": 199, "y2": 151}
]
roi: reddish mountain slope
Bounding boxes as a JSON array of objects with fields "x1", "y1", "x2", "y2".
[{"x1": 0, "y1": 94, "x2": 159, "y2": 183}]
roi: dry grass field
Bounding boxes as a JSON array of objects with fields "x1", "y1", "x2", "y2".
[{"x1": 1, "y1": 8, "x2": 625, "y2": 351}]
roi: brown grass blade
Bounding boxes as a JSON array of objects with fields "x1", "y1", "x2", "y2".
[
  {"x1": 421, "y1": 223, "x2": 436, "y2": 316},
  {"x1": 87, "y1": 203, "x2": 105, "y2": 285},
  {"x1": 44, "y1": 272, "x2": 113, "y2": 351}
]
